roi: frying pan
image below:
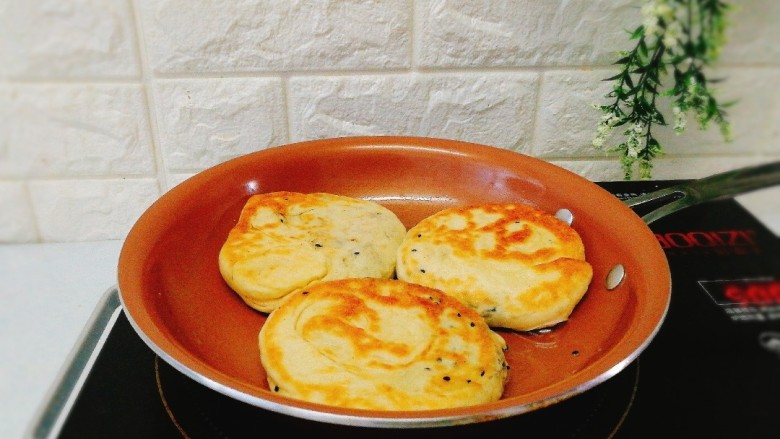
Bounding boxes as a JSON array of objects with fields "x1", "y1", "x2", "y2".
[{"x1": 117, "y1": 136, "x2": 780, "y2": 428}]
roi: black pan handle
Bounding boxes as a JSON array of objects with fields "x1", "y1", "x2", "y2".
[{"x1": 623, "y1": 161, "x2": 780, "y2": 224}]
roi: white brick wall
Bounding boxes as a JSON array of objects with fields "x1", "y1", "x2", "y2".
[{"x1": 1, "y1": 0, "x2": 778, "y2": 243}]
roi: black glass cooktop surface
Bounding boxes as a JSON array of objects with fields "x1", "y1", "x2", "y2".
[{"x1": 32, "y1": 181, "x2": 780, "y2": 438}]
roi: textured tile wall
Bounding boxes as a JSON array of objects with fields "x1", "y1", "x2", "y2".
[{"x1": 1, "y1": 0, "x2": 778, "y2": 243}]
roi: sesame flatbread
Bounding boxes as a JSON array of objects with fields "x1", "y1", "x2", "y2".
[
  {"x1": 396, "y1": 203, "x2": 593, "y2": 332},
  {"x1": 259, "y1": 278, "x2": 509, "y2": 410},
  {"x1": 219, "y1": 192, "x2": 406, "y2": 313}
]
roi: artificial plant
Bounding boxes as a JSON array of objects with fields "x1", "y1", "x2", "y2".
[{"x1": 593, "y1": 0, "x2": 733, "y2": 180}]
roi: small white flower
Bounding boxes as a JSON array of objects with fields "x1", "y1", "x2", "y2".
[
  {"x1": 655, "y1": 3, "x2": 674, "y2": 22},
  {"x1": 600, "y1": 113, "x2": 621, "y2": 128},
  {"x1": 641, "y1": 2, "x2": 656, "y2": 17},
  {"x1": 643, "y1": 17, "x2": 660, "y2": 37},
  {"x1": 687, "y1": 75, "x2": 698, "y2": 89},
  {"x1": 624, "y1": 122, "x2": 644, "y2": 159},
  {"x1": 673, "y1": 107, "x2": 687, "y2": 134},
  {"x1": 663, "y1": 21, "x2": 683, "y2": 50}
]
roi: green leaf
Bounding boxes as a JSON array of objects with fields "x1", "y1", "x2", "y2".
[
  {"x1": 624, "y1": 74, "x2": 634, "y2": 89},
  {"x1": 638, "y1": 39, "x2": 649, "y2": 57},
  {"x1": 654, "y1": 110, "x2": 666, "y2": 126}
]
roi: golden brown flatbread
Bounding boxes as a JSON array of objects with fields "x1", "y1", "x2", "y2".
[
  {"x1": 396, "y1": 203, "x2": 593, "y2": 331},
  {"x1": 219, "y1": 191, "x2": 406, "y2": 313},
  {"x1": 259, "y1": 278, "x2": 509, "y2": 410}
]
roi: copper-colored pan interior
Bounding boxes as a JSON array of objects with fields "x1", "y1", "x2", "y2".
[{"x1": 118, "y1": 136, "x2": 670, "y2": 425}]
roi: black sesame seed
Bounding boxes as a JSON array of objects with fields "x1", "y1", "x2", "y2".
[
  {"x1": 354, "y1": 251, "x2": 360, "y2": 255},
  {"x1": 572, "y1": 350, "x2": 580, "y2": 356},
  {"x1": 420, "y1": 269, "x2": 426, "y2": 273},
  {"x1": 480, "y1": 370, "x2": 485, "y2": 377},
  {"x1": 417, "y1": 233, "x2": 422, "y2": 238},
  {"x1": 470, "y1": 322, "x2": 475, "y2": 327},
  {"x1": 314, "y1": 243, "x2": 323, "y2": 248},
  {"x1": 443, "y1": 376, "x2": 451, "y2": 381},
  {"x1": 411, "y1": 248, "x2": 417, "y2": 252},
  {"x1": 467, "y1": 380, "x2": 472, "y2": 384},
  {"x1": 273, "y1": 386, "x2": 279, "y2": 392},
  {"x1": 457, "y1": 313, "x2": 461, "y2": 317}
]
